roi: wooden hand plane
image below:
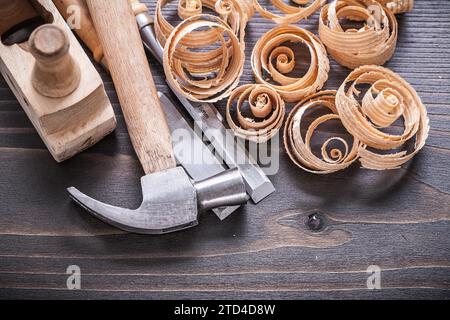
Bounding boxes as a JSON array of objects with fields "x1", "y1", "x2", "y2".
[{"x1": 0, "y1": 0, "x2": 116, "y2": 162}]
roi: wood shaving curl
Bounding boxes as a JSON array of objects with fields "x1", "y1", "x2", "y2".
[
  {"x1": 284, "y1": 90, "x2": 360, "y2": 174},
  {"x1": 336, "y1": 65, "x2": 429, "y2": 170},
  {"x1": 227, "y1": 84, "x2": 285, "y2": 143},
  {"x1": 318, "y1": 0, "x2": 398, "y2": 69},
  {"x1": 251, "y1": 25, "x2": 330, "y2": 103},
  {"x1": 155, "y1": 0, "x2": 253, "y2": 47},
  {"x1": 163, "y1": 14, "x2": 245, "y2": 103},
  {"x1": 178, "y1": 0, "x2": 203, "y2": 20},
  {"x1": 285, "y1": 66, "x2": 429, "y2": 173},
  {"x1": 157, "y1": 0, "x2": 252, "y2": 102},
  {"x1": 253, "y1": 0, "x2": 325, "y2": 25},
  {"x1": 377, "y1": 0, "x2": 414, "y2": 14}
]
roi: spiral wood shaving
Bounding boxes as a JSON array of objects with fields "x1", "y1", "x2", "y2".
[
  {"x1": 284, "y1": 90, "x2": 360, "y2": 174},
  {"x1": 157, "y1": 0, "x2": 253, "y2": 102},
  {"x1": 318, "y1": 0, "x2": 398, "y2": 69},
  {"x1": 178, "y1": 0, "x2": 203, "y2": 19},
  {"x1": 155, "y1": 0, "x2": 253, "y2": 47},
  {"x1": 251, "y1": 25, "x2": 330, "y2": 103},
  {"x1": 285, "y1": 66, "x2": 429, "y2": 173},
  {"x1": 377, "y1": 0, "x2": 414, "y2": 14},
  {"x1": 336, "y1": 65, "x2": 429, "y2": 170},
  {"x1": 253, "y1": 0, "x2": 325, "y2": 24},
  {"x1": 226, "y1": 84, "x2": 285, "y2": 143},
  {"x1": 163, "y1": 14, "x2": 245, "y2": 103}
]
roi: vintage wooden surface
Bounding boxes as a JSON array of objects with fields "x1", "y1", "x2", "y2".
[{"x1": 0, "y1": 0, "x2": 449, "y2": 299}]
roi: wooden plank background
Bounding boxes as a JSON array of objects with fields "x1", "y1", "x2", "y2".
[{"x1": 0, "y1": 0, "x2": 449, "y2": 299}]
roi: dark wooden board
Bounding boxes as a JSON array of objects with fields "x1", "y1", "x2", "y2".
[{"x1": 0, "y1": 0, "x2": 449, "y2": 300}]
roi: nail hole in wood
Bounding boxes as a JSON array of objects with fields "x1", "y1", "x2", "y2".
[{"x1": 306, "y1": 212, "x2": 325, "y2": 232}]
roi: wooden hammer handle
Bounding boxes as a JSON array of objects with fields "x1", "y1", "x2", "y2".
[{"x1": 86, "y1": 0, "x2": 175, "y2": 174}]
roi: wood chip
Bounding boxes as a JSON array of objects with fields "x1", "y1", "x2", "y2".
[
  {"x1": 251, "y1": 25, "x2": 330, "y2": 103},
  {"x1": 227, "y1": 84, "x2": 285, "y2": 143},
  {"x1": 318, "y1": 0, "x2": 398, "y2": 69}
]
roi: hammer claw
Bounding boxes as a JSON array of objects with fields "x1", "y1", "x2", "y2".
[
  {"x1": 67, "y1": 185, "x2": 198, "y2": 235},
  {"x1": 68, "y1": 165, "x2": 248, "y2": 235}
]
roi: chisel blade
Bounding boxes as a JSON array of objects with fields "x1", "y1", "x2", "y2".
[{"x1": 159, "y1": 92, "x2": 240, "y2": 220}]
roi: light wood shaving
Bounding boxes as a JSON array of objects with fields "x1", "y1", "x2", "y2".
[
  {"x1": 285, "y1": 66, "x2": 429, "y2": 173},
  {"x1": 226, "y1": 84, "x2": 285, "y2": 143},
  {"x1": 251, "y1": 25, "x2": 330, "y2": 103},
  {"x1": 155, "y1": 0, "x2": 253, "y2": 47},
  {"x1": 157, "y1": 0, "x2": 253, "y2": 102},
  {"x1": 163, "y1": 14, "x2": 245, "y2": 103},
  {"x1": 336, "y1": 65, "x2": 429, "y2": 170},
  {"x1": 284, "y1": 90, "x2": 360, "y2": 174},
  {"x1": 377, "y1": 0, "x2": 414, "y2": 14},
  {"x1": 253, "y1": 0, "x2": 325, "y2": 24},
  {"x1": 178, "y1": 0, "x2": 203, "y2": 20},
  {"x1": 318, "y1": 0, "x2": 398, "y2": 69}
]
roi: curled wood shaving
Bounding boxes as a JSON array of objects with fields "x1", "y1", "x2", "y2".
[
  {"x1": 253, "y1": 0, "x2": 325, "y2": 24},
  {"x1": 285, "y1": 66, "x2": 429, "y2": 173},
  {"x1": 377, "y1": 0, "x2": 414, "y2": 14},
  {"x1": 157, "y1": 0, "x2": 252, "y2": 102},
  {"x1": 155, "y1": 0, "x2": 253, "y2": 47},
  {"x1": 251, "y1": 25, "x2": 330, "y2": 103},
  {"x1": 178, "y1": 0, "x2": 203, "y2": 19},
  {"x1": 226, "y1": 84, "x2": 285, "y2": 143},
  {"x1": 318, "y1": 0, "x2": 398, "y2": 69},
  {"x1": 284, "y1": 90, "x2": 360, "y2": 174},
  {"x1": 163, "y1": 14, "x2": 245, "y2": 103},
  {"x1": 336, "y1": 65, "x2": 429, "y2": 170}
]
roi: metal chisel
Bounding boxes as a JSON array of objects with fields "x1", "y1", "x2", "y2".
[{"x1": 159, "y1": 92, "x2": 240, "y2": 220}]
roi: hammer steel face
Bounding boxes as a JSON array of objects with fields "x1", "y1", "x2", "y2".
[{"x1": 68, "y1": 167, "x2": 249, "y2": 234}]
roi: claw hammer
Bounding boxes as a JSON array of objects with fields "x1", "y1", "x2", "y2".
[{"x1": 68, "y1": 0, "x2": 249, "y2": 234}]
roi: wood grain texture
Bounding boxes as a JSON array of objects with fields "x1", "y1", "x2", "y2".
[{"x1": 0, "y1": 0, "x2": 449, "y2": 299}]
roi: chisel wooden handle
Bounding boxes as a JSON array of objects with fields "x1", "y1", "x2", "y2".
[
  {"x1": 53, "y1": 0, "x2": 106, "y2": 66},
  {"x1": 129, "y1": 0, "x2": 148, "y2": 15},
  {"x1": 86, "y1": 0, "x2": 175, "y2": 174},
  {"x1": 53, "y1": 0, "x2": 144, "y2": 67}
]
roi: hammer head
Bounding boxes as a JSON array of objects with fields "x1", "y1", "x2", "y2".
[{"x1": 68, "y1": 167, "x2": 248, "y2": 234}]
